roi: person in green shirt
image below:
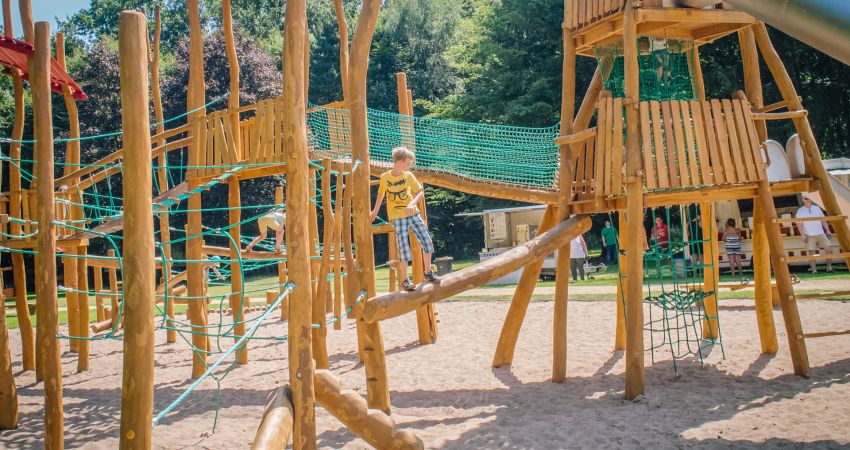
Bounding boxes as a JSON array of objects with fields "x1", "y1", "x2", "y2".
[{"x1": 601, "y1": 220, "x2": 619, "y2": 265}]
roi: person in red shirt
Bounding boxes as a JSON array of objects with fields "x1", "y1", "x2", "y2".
[{"x1": 650, "y1": 216, "x2": 669, "y2": 250}]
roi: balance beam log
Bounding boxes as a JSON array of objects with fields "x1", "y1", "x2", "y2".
[
  {"x1": 250, "y1": 386, "x2": 294, "y2": 450},
  {"x1": 313, "y1": 370, "x2": 423, "y2": 450},
  {"x1": 363, "y1": 215, "x2": 591, "y2": 323}
]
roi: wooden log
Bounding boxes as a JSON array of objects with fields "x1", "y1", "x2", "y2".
[
  {"x1": 365, "y1": 215, "x2": 591, "y2": 323},
  {"x1": 62, "y1": 248, "x2": 79, "y2": 355},
  {"x1": 0, "y1": 286, "x2": 18, "y2": 429},
  {"x1": 313, "y1": 370, "x2": 423, "y2": 450},
  {"x1": 622, "y1": 2, "x2": 645, "y2": 400},
  {"x1": 282, "y1": 0, "x2": 317, "y2": 446},
  {"x1": 341, "y1": 174, "x2": 355, "y2": 318},
  {"x1": 552, "y1": 12, "x2": 577, "y2": 383},
  {"x1": 753, "y1": 23, "x2": 850, "y2": 273},
  {"x1": 752, "y1": 198, "x2": 778, "y2": 353},
  {"x1": 32, "y1": 20, "x2": 64, "y2": 449},
  {"x1": 739, "y1": 26, "x2": 767, "y2": 141},
  {"x1": 251, "y1": 386, "x2": 295, "y2": 450},
  {"x1": 492, "y1": 206, "x2": 558, "y2": 367},
  {"x1": 332, "y1": 0, "x2": 350, "y2": 102},
  {"x1": 348, "y1": 0, "x2": 391, "y2": 414},
  {"x1": 700, "y1": 203, "x2": 720, "y2": 339},
  {"x1": 117, "y1": 12, "x2": 156, "y2": 448},
  {"x1": 308, "y1": 168, "x2": 320, "y2": 301},
  {"x1": 93, "y1": 267, "x2": 105, "y2": 322}
]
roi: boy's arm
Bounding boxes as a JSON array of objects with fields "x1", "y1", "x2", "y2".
[{"x1": 370, "y1": 191, "x2": 385, "y2": 222}]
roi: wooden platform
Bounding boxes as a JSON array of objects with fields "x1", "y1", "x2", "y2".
[{"x1": 569, "y1": 2, "x2": 756, "y2": 56}]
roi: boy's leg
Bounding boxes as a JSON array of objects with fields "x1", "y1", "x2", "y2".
[
  {"x1": 394, "y1": 218, "x2": 414, "y2": 283},
  {"x1": 570, "y1": 258, "x2": 578, "y2": 281},
  {"x1": 579, "y1": 258, "x2": 586, "y2": 280},
  {"x1": 409, "y1": 214, "x2": 436, "y2": 277}
]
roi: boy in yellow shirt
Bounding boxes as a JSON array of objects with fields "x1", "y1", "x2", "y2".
[{"x1": 370, "y1": 147, "x2": 440, "y2": 291}]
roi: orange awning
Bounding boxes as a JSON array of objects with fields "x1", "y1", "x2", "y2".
[{"x1": 0, "y1": 35, "x2": 88, "y2": 100}]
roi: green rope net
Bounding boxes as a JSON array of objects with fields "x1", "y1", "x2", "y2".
[
  {"x1": 614, "y1": 204, "x2": 723, "y2": 374},
  {"x1": 595, "y1": 37, "x2": 697, "y2": 101},
  {"x1": 306, "y1": 104, "x2": 561, "y2": 189}
]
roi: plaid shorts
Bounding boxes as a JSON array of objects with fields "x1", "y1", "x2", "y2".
[{"x1": 392, "y1": 213, "x2": 435, "y2": 262}]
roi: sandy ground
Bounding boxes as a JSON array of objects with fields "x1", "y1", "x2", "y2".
[{"x1": 4, "y1": 295, "x2": 850, "y2": 449}]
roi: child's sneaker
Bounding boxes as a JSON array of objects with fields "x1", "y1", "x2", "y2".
[
  {"x1": 424, "y1": 271, "x2": 441, "y2": 283},
  {"x1": 402, "y1": 278, "x2": 416, "y2": 291}
]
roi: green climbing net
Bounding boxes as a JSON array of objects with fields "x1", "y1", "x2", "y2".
[
  {"x1": 306, "y1": 104, "x2": 562, "y2": 189},
  {"x1": 614, "y1": 204, "x2": 723, "y2": 374},
  {"x1": 595, "y1": 37, "x2": 697, "y2": 101}
]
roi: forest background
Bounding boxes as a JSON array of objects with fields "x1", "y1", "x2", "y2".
[{"x1": 2, "y1": 0, "x2": 850, "y2": 264}]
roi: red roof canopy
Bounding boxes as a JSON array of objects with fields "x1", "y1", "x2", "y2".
[{"x1": 0, "y1": 35, "x2": 88, "y2": 101}]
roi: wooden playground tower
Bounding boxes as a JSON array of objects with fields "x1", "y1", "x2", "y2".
[{"x1": 1, "y1": 0, "x2": 850, "y2": 449}]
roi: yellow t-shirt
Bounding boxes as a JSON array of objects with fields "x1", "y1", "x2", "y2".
[{"x1": 378, "y1": 170, "x2": 422, "y2": 221}]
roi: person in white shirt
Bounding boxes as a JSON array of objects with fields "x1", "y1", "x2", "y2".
[
  {"x1": 569, "y1": 234, "x2": 589, "y2": 281},
  {"x1": 245, "y1": 209, "x2": 286, "y2": 253},
  {"x1": 796, "y1": 195, "x2": 833, "y2": 273}
]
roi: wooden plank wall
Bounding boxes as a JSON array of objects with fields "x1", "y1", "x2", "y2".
[{"x1": 589, "y1": 98, "x2": 765, "y2": 198}]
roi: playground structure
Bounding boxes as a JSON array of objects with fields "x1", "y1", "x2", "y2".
[{"x1": 1, "y1": 0, "x2": 850, "y2": 449}]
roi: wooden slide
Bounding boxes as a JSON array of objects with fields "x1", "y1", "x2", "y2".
[{"x1": 362, "y1": 214, "x2": 592, "y2": 323}]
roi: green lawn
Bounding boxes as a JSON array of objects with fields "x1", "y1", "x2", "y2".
[{"x1": 4, "y1": 261, "x2": 848, "y2": 329}]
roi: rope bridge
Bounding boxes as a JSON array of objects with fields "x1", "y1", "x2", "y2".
[{"x1": 306, "y1": 103, "x2": 562, "y2": 189}]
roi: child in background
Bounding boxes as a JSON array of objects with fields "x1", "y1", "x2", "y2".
[
  {"x1": 370, "y1": 147, "x2": 440, "y2": 291},
  {"x1": 569, "y1": 234, "x2": 589, "y2": 282},
  {"x1": 722, "y1": 218, "x2": 744, "y2": 279},
  {"x1": 245, "y1": 209, "x2": 286, "y2": 253}
]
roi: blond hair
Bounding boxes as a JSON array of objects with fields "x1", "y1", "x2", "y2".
[{"x1": 392, "y1": 146, "x2": 415, "y2": 163}]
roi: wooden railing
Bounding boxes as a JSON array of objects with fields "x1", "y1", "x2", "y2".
[
  {"x1": 571, "y1": 97, "x2": 766, "y2": 198},
  {"x1": 567, "y1": 0, "x2": 627, "y2": 31}
]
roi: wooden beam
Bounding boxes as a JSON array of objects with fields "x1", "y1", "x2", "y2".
[
  {"x1": 636, "y1": 8, "x2": 755, "y2": 25},
  {"x1": 251, "y1": 387, "x2": 294, "y2": 450},
  {"x1": 32, "y1": 20, "x2": 64, "y2": 449},
  {"x1": 492, "y1": 206, "x2": 558, "y2": 367},
  {"x1": 784, "y1": 252, "x2": 850, "y2": 263},
  {"x1": 313, "y1": 370, "x2": 423, "y2": 450},
  {"x1": 751, "y1": 110, "x2": 807, "y2": 121},
  {"x1": 364, "y1": 215, "x2": 591, "y2": 324},
  {"x1": 554, "y1": 127, "x2": 596, "y2": 146},
  {"x1": 0, "y1": 275, "x2": 18, "y2": 429}
]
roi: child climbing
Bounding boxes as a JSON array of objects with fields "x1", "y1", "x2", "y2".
[
  {"x1": 722, "y1": 218, "x2": 744, "y2": 279},
  {"x1": 370, "y1": 146, "x2": 440, "y2": 291},
  {"x1": 245, "y1": 209, "x2": 286, "y2": 253}
]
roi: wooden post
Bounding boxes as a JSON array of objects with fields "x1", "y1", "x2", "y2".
[
  {"x1": 688, "y1": 45, "x2": 706, "y2": 102},
  {"x1": 552, "y1": 3, "x2": 576, "y2": 383},
  {"x1": 56, "y1": 32, "x2": 85, "y2": 357},
  {"x1": 387, "y1": 232, "x2": 398, "y2": 292},
  {"x1": 396, "y1": 72, "x2": 435, "y2": 345},
  {"x1": 333, "y1": 171, "x2": 344, "y2": 330},
  {"x1": 309, "y1": 169, "x2": 320, "y2": 301},
  {"x1": 752, "y1": 198, "x2": 778, "y2": 353},
  {"x1": 275, "y1": 186, "x2": 289, "y2": 321},
  {"x1": 349, "y1": 0, "x2": 391, "y2": 413},
  {"x1": 614, "y1": 212, "x2": 627, "y2": 350},
  {"x1": 186, "y1": 0, "x2": 208, "y2": 379},
  {"x1": 622, "y1": 2, "x2": 645, "y2": 400},
  {"x1": 229, "y1": 176, "x2": 248, "y2": 364},
  {"x1": 738, "y1": 26, "x2": 767, "y2": 141},
  {"x1": 492, "y1": 206, "x2": 558, "y2": 367},
  {"x1": 4, "y1": 0, "x2": 34, "y2": 372},
  {"x1": 33, "y1": 20, "x2": 63, "y2": 449},
  {"x1": 117, "y1": 11, "x2": 155, "y2": 448},
  {"x1": 700, "y1": 203, "x2": 720, "y2": 339},
  {"x1": 75, "y1": 251, "x2": 89, "y2": 372},
  {"x1": 341, "y1": 175, "x2": 355, "y2": 318},
  {"x1": 93, "y1": 268, "x2": 105, "y2": 322},
  {"x1": 151, "y1": 6, "x2": 175, "y2": 341},
  {"x1": 312, "y1": 159, "x2": 334, "y2": 369},
  {"x1": 282, "y1": 0, "x2": 317, "y2": 446},
  {"x1": 753, "y1": 23, "x2": 850, "y2": 271},
  {"x1": 332, "y1": 0, "x2": 350, "y2": 102},
  {"x1": 0, "y1": 287, "x2": 18, "y2": 429},
  {"x1": 222, "y1": 0, "x2": 240, "y2": 147},
  {"x1": 107, "y1": 249, "x2": 120, "y2": 327}
]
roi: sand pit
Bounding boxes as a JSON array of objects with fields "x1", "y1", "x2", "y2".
[{"x1": 3, "y1": 297, "x2": 850, "y2": 448}]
